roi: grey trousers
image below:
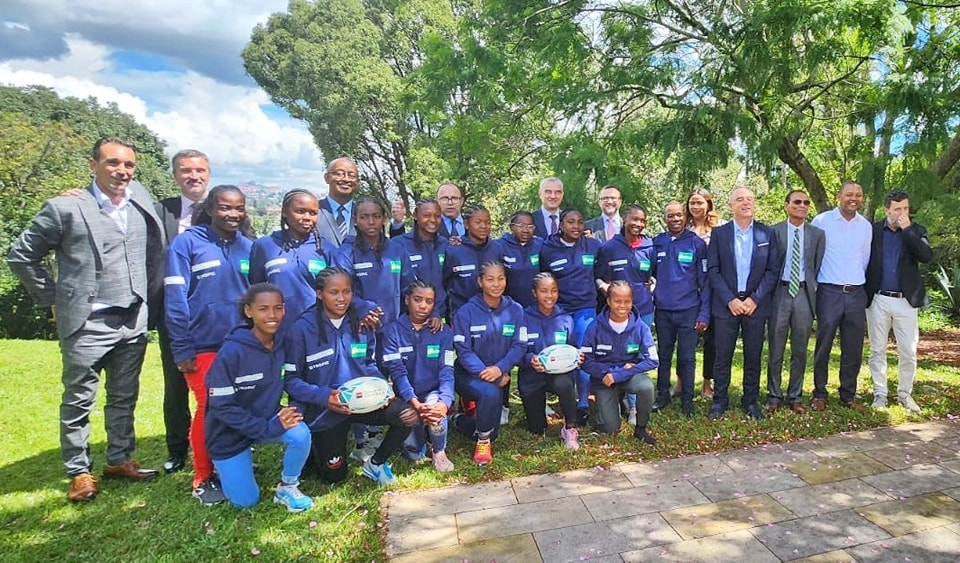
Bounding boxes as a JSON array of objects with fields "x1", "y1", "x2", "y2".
[
  {"x1": 592, "y1": 373, "x2": 655, "y2": 434},
  {"x1": 59, "y1": 305, "x2": 148, "y2": 476},
  {"x1": 767, "y1": 286, "x2": 814, "y2": 404}
]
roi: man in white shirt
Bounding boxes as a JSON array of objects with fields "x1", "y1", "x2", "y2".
[
  {"x1": 584, "y1": 185, "x2": 623, "y2": 242},
  {"x1": 533, "y1": 177, "x2": 565, "y2": 238}
]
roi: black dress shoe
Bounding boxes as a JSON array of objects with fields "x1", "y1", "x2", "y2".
[
  {"x1": 163, "y1": 455, "x2": 186, "y2": 474},
  {"x1": 744, "y1": 404, "x2": 765, "y2": 420},
  {"x1": 708, "y1": 405, "x2": 726, "y2": 420},
  {"x1": 681, "y1": 402, "x2": 695, "y2": 418},
  {"x1": 652, "y1": 398, "x2": 670, "y2": 412}
]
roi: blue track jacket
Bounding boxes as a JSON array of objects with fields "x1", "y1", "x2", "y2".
[
  {"x1": 381, "y1": 315, "x2": 456, "y2": 407},
  {"x1": 334, "y1": 235, "x2": 409, "y2": 328},
  {"x1": 651, "y1": 229, "x2": 711, "y2": 323},
  {"x1": 500, "y1": 233, "x2": 543, "y2": 309},
  {"x1": 540, "y1": 234, "x2": 602, "y2": 311},
  {"x1": 581, "y1": 308, "x2": 659, "y2": 384},
  {"x1": 452, "y1": 294, "x2": 527, "y2": 383},
  {"x1": 519, "y1": 304, "x2": 575, "y2": 396},
  {"x1": 595, "y1": 234, "x2": 655, "y2": 316},
  {"x1": 394, "y1": 231, "x2": 449, "y2": 319},
  {"x1": 442, "y1": 237, "x2": 505, "y2": 316}
]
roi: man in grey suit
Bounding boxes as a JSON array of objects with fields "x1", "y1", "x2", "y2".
[
  {"x1": 8, "y1": 137, "x2": 164, "y2": 502},
  {"x1": 766, "y1": 190, "x2": 825, "y2": 414},
  {"x1": 584, "y1": 185, "x2": 623, "y2": 242},
  {"x1": 317, "y1": 156, "x2": 404, "y2": 247}
]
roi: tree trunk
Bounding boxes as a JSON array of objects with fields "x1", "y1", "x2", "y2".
[
  {"x1": 777, "y1": 134, "x2": 830, "y2": 213},
  {"x1": 934, "y1": 130, "x2": 960, "y2": 181}
]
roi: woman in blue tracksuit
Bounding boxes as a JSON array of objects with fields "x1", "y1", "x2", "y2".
[
  {"x1": 164, "y1": 184, "x2": 255, "y2": 504},
  {"x1": 381, "y1": 280, "x2": 456, "y2": 472},
  {"x1": 581, "y1": 281, "x2": 659, "y2": 444},
  {"x1": 452, "y1": 261, "x2": 526, "y2": 465},
  {"x1": 520, "y1": 273, "x2": 580, "y2": 450},
  {"x1": 501, "y1": 211, "x2": 543, "y2": 309},
  {"x1": 205, "y1": 283, "x2": 313, "y2": 512},
  {"x1": 539, "y1": 208, "x2": 602, "y2": 425},
  {"x1": 284, "y1": 267, "x2": 418, "y2": 486},
  {"x1": 395, "y1": 199, "x2": 450, "y2": 321},
  {"x1": 443, "y1": 205, "x2": 505, "y2": 317},
  {"x1": 249, "y1": 189, "x2": 338, "y2": 329}
]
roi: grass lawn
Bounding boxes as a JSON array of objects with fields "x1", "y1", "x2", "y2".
[{"x1": 1, "y1": 335, "x2": 959, "y2": 562}]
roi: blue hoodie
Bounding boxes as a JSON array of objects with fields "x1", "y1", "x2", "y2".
[
  {"x1": 334, "y1": 235, "x2": 409, "y2": 328},
  {"x1": 443, "y1": 237, "x2": 505, "y2": 315},
  {"x1": 595, "y1": 234, "x2": 655, "y2": 316},
  {"x1": 204, "y1": 326, "x2": 288, "y2": 460},
  {"x1": 452, "y1": 294, "x2": 527, "y2": 383},
  {"x1": 283, "y1": 304, "x2": 381, "y2": 431},
  {"x1": 500, "y1": 233, "x2": 543, "y2": 309},
  {"x1": 164, "y1": 225, "x2": 253, "y2": 363},
  {"x1": 651, "y1": 229, "x2": 711, "y2": 323},
  {"x1": 539, "y1": 234, "x2": 602, "y2": 311},
  {"x1": 393, "y1": 231, "x2": 449, "y2": 319},
  {"x1": 519, "y1": 304, "x2": 575, "y2": 396},
  {"x1": 249, "y1": 230, "x2": 338, "y2": 329},
  {"x1": 381, "y1": 315, "x2": 455, "y2": 407},
  {"x1": 581, "y1": 308, "x2": 659, "y2": 384}
]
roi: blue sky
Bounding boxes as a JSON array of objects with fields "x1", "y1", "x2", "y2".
[{"x1": 0, "y1": 0, "x2": 327, "y2": 190}]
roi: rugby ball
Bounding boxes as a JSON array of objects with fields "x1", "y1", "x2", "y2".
[
  {"x1": 337, "y1": 377, "x2": 395, "y2": 414},
  {"x1": 537, "y1": 344, "x2": 581, "y2": 374}
]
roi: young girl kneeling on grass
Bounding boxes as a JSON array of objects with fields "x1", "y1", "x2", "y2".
[
  {"x1": 520, "y1": 273, "x2": 581, "y2": 449},
  {"x1": 581, "y1": 281, "x2": 660, "y2": 445},
  {"x1": 285, "y1": 267, "x2": 418, "y2": 486},
  {"x1": 205, "y1": 283, "x2": 313, "y2": 512},
  {"x1": 381, "y1": 280, "x2": 457, "y2": 472}
]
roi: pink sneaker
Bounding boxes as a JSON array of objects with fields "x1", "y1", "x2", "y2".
[{"x1": 560, "y1": 426, "x2": 580, "y2": 450}]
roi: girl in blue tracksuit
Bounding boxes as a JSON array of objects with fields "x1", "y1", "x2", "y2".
[
  {"x1": 284, "y1": 267, "x2": 418, "y2": 486},
  {"x1": 381, "y1": 280, "x2": 457, "y2": 472},
  {"x1": 452, "y1": 261, "x2": 527, "y2": 465},
  {"x1": 581, "y1": 281, "x2": 659, "y2": 444},
  {"x1": 501, "y1": 211, "x2": 543, "y2": 309},
  {"x1": 249, "y1": 189, "x2": 338, "y2": 329},
  {"x1": 205, "y1": 283, "x2": 313, "y2": 512},
  {"x1": 164, "y1": 184, "x2": 255, "y2": 503},
  {"x1": 520, "y1": 273, "x2": 580, "y2": 449},
  {"x1": 443, "y1": 205, "x2": 505, "y2": 317},
  {"x1": 539, "y1": 209, "x2": 602, "y2": 422},
  {"x1": 395, "y1": 199, "x2": 450, "y2": 321}
]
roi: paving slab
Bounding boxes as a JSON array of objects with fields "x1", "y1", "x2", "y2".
[
  {"x1": 660, "y1": 493, "x2": 795, "y2": 540},
  {"x1": 772, "y1": 478, "x2": 891, "y2": 517},
  {"x1": 860, "y1": 463, "x2": 960, "y2": 498},
  {"x1": 385, "y1": 514, "x2": 459, "y2": 555},
  {"x1": 620, "y1": 529, "x2": 778, "y2": 562},
  {"x1": 941, "y1": 458, "x2": 960, "y2": 475},
  {"x1": 749, "y1": 509, "x2": 890, "y2": 560},
  {"x1": 390, "y1": 533, "x2": 542, "y2": 563},
  {"x1": 385, "y1": 481, "x2": 517, "y2": 520},
  {"x1": 693, "y1": 465, "x2": 807, "y2": 501},
  {"x1": 789, "y1": 550, "x2": 856, "y2": 562},
  {"x1": 534, "y1": 513, "x2": 680, "y2": 563},
  {"x1": 616, "y1": 454, "x2": 730, "y2": 488},
  {"x1": 944, "y1": 486, "x2": 960, "y2": 501},
  {"x1": 511, "y1": 466, "x2": 633, "y2": 504},
  {"x1": 884, "y1": 420, "x2": 960, "y2": 443},
  {"x1": 949, "y1": 521, "x2": 960, "y2": 535},
  {"x1": 581, "y1": 480, "x2": 709, "y2": 521},
  {"x1": 858, "y1": 492, "x2": 960, "y2": 536},
  {"x1": 786, "y1": 452, "x2": 892, "y2": 485},
  {"x1": 846, "y1": 526, "x2": 960, "y2": 563},
  {"x1": 863, "y1": 441, "x2": 959, "y2": 469},
  {"x1": 456, "y1": 496, "x2": 593, "y2": 543},
  {"x1": 719, "y1": 443, "x2": 820, "y2": 472},
  {"x1": 805, "y1": 430, "x2": 898, "y2": 457}
]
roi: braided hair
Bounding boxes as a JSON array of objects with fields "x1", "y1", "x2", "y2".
[
  {"x1": 462, "y1": 204, "x2": 490, "y2": 243},
  {"x1": 280, "y1": 189, "x2": 326, "y2": 253},
  {"x1": 403, "y1": 278, "x2": 437, "y2": 299},
  {"x1": 313, "y1": 266, "x2": 361, "y2": 340},
  {"x1": 193, "y1": 184, "x2": 256, "y2": 240},
  {"x1": 530, "y1": 271, "x2": 556, "y2": 291},
  {"x1": 412, "y1": 198, "x2": 442, "y2": 249}
]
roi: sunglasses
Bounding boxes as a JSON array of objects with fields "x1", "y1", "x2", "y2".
[{"x1": 791, "y1": 199, "x2": 811, "y2": 206}]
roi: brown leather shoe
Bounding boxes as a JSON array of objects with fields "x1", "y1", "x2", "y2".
[
  {"x1": 790, "y1": 403, "x2": 806, "y2": 414},
  {"x1": 766, "y1": 402, "x2": 780, "y2": 414},
  {"x1": 811, "y1": 398, "x2": 827, "y2": 411},
  {"x1": 103, "y1": 460, "x2": 159, "y2": 481},
  {"x1": 840, "y1": 400, "x2": 868, "y2": 413},
  {"x1": 67, "y1": 473, "x2": 98, "y2": 502}
]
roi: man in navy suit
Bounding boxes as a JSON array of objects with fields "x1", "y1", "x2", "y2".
[
  {"x1": 706, "y1": 186, "x2": 779, "y2": 420},
  {"x1": 436, "y1": 182, "x2": 465, "y2": 238},
  {"x1": 317, "y1": 157, "x2": 404, "y2": 247},
  {"x1": 533, "y1": 177, "x2": 565, "y2": 239}
]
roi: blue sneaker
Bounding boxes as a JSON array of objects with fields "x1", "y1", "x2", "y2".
[
  {"x1": 362, "y1": 460, "x2": 397, "y2": 486},
  {"x1": 273, "y1": 482, "x2": 313, "y2": 512}
]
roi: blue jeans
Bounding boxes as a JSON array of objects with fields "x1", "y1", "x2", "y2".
[
  {"x1": 571, "y1": 307, "x2": 597, "y2": 409},
  {"x1": 402, "y1": 392, "x2": 449, "y2": 459},
  {"x1": 212, "y1": 421, "x2": 311, "y2": 509},
  {"x1": 454, "y1": 375, "x2": 504, "y2": 441},
  {"x1": 655, "y1": 307, "x2": 699, "y2": 405}
]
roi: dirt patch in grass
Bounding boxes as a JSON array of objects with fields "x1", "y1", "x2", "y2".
[{"x1": 918, "y1": 328, "x2": 960, "y2": 367}]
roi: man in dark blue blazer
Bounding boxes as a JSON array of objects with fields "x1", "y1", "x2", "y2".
[
  {"x1": 533, "y1": 177, "x2": 565, "y2": 239},
  {"x1": 706, "y1": 187, "x2": 779, "y2": 420},
  {"x1": 317, "y1": 157, "x2": 404, "y2": 247}
]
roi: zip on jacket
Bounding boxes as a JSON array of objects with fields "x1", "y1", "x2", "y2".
[
  {"x1": 539, "y1": 233, "x2": 602, "y2": 311},
  {"x1": 500, "y1": 233, "x2": 544, "y2": 309},
  {"x1": 334, "y1": 235, "x2": 409, "y2": 328},
  {"x1": 381, "y1": 315, "x2": 455, "y2": 407},
  {"x1": 394, "y1": 231, "x2": 450, "y2": 319},
  {"x1": 581, "y1": 308, "x2": 659, "y2": 384},
  {"x1": 518, "y1": 304, "x2": 575, "y2": 396},
  {"x1": 452, "y1": 294, "x2": 527, "y2": 383},
  {"x1": 595, "y1": 234, "x2": 655, "y2": 316},
  {"x1": 442, "y1": 237, "x2": 505, "y2": 316},
  {"x1": 651, "y1": 229, "x2": 711, "y2": 323}
]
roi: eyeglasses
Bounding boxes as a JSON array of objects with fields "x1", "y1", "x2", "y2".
[
  {"x1": 510, "y1": 223, "x2": 536, "y2": 231},
  {"x1": 438, "y1": 196, "x2": 462, "y2": 203},
  {"x1": 791, "y1": 199, "x2": 811, "y2": 206},
  {"x1": 328, "y1": 170, "x2": 358, "y2": 180}
]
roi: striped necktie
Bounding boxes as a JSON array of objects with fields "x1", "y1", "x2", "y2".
[
  {"x1": 336, "y1": 206, "x2": 347, "y2": 240},
  {"x1": 549, "y1": 214, "x2": 558, "y2": 235},
  {"x1": 788, "y1": 228, "x2": 801, "y2": 297}
]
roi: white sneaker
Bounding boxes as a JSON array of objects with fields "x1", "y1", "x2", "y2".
[
  {"x1": 871, "y1": 395, "x2": 887, "y2": 409},
  {"x1": 431, "y1": 450, "x2": 455, "y2": 473},
  {"x1": 898, "y1": 394, "x2": 921, "y2": 413},
  {"x1": 349, "y1": 443, "x2": 375, "y2": 464},
  {"x1": 545, "y1": 404, "x2": 557, "y2": 417},
  {"x1": 273, "y1": 482, "x2": 313, "y2": 512},
  {"x1": 362, "y1": 460, "x2": 397, "y2": 486},
  {"x1": 500, "y1": 406, "x2": 510, "y2": 426},
  {"x1": 627, "y1": 408, "x2": 638, "y2": 426},
  {"x1": 560, "y1": 426, "x2": 580, "y2": 450}
]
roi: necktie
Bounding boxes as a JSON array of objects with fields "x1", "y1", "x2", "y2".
[
  {"x1": 549, "y1": 214, "x2": 558, "y2": 235},
  {"x1": 788, "y1": 228, "x2": 801, "y2": 298},
  {"x1": 606, "y1": 218, "x2": 615, "y2": 240},
  {"x1": 336, "y1": 206, "x2": 348, "y2": 240},
  {"x1": 454, "y1": 218, "x2": 463, "y2": 237}
]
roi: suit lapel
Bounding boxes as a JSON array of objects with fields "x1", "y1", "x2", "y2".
[{"x1": 77, "y1": 185, "x2": 108, "y2": 269}]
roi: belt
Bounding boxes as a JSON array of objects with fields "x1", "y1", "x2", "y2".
[
  {"x1": 780, "y1": 281, "x2": 806, "y2": 288},
  {"x1": 878, "y1": 290, "x2": 904, "y2": 298},
  {"x1": 823, "y1": 283, "x2": 863, "y2": 294}
]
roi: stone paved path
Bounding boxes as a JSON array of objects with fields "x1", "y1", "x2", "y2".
[{"x1": 383, "y1": 420, "x2": 960, "y2": 562}]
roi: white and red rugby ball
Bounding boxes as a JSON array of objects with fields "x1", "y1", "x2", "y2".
[
  {"x1": 537, "y1": 344, "x2": 581, "y2": 374},
  {"x1": 337, "y1": 376, "x2": 395, "y2": 414}
]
